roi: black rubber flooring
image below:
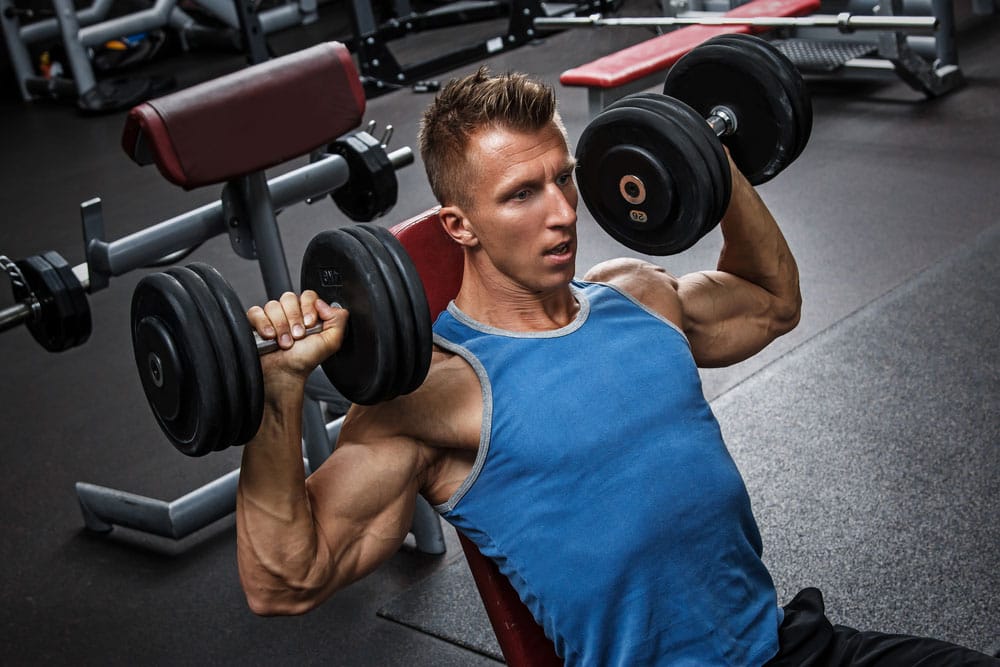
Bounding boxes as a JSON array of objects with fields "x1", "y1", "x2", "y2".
[{"x1": 0, "y1": 1, "x2": 998, "y2": 664}]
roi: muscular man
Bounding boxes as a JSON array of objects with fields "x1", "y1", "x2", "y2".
[{"x1": 236, "y1": 68, "x2": 998, "y2": 665}]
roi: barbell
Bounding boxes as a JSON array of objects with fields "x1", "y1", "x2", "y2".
[
  {"x1": 534, "y1": 12, "x2": 939, "y2": 34},
  {"x1": 135, "y1": 34, "x2": 812, "y2": 455},
  {"x1": 576, "y1": 33, "x2": 811, "y2": 255}
]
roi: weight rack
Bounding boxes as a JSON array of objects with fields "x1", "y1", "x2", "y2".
[{"x1": 348, "y1": 0, "x2": 620, "y2": 95}]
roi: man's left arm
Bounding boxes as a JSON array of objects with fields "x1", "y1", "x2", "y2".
[{"x1": 676, "y1": 161, "x2": 801, "y2": 367}]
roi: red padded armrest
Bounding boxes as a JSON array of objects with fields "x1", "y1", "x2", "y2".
[
  {"x1": 122, "y1": 42, "x2": 366, "y2": 190},
  {"x1": 390, "y1": 208, "x2": 463, "y2": 319},
  {"x1": 560, "y1": 0, "x2": 821, "y2": 88}
]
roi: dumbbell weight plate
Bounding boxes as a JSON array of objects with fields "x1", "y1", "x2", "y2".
[
  {"x1": 131, "y1": 272, "x2": 226, "y2": 457},
  {"x1": 329, "y1": 133, "x2": 398, "y2": 222},
  {"x1": 14, "y1": 254, "x2": 79, "y2": 352},
  {"x1": 576, "y1": 98, "x2": 717, "y2": 255},
  {"x1": 663, "y1": 35, "x2": 801, "y2": 185},
  {"x1": 42, "y1": 251, "x2": 92, "y2": 349},
  {"x1": 188, "y1": 263, "x2": 264, "y2": 449},
  {"x1": 623, "y1": 93, "x2": 731, "y2": 240},
  {"x1": 301, "y1": 228, "x2": 398, "y2": 405},
  {"x1": 364, "y1": 225, "x2": 433, "y2": 395},
  {"x1": 705, "y1": 34, "x2": 812, "y2": 165},
  {"x1": 341, "y1": 225, "x2": 408, "y2": 402},
  {"x1": 166, "y1": 266, "x2": 244, "y2": 453}
]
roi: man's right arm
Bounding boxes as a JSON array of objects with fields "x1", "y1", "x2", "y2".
[{"x1": 235, "y1": 293, "x2": 430, "y2": 616}]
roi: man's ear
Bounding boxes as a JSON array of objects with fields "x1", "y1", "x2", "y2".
[{"x1": 440, "y1": 205, "x2": 479, "y2": 248}]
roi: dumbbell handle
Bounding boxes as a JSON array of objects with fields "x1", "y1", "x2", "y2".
[
  {"x1": 254, "y1": 323, "x2": 326, "y2": 355},
  {"x1": 705, "y1": 106, "x2": 739, "y2": 139}
]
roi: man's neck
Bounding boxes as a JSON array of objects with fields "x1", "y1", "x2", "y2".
[{"x1": 453, "y1": 266, "x2": 579, "y2": 332}]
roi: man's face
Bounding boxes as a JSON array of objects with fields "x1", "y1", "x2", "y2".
[{"x1": 457, "y1": 123, "x2": 579, "y2": 295}]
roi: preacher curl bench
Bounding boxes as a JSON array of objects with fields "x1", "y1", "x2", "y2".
[{"x1": 74, "y1": 41, "x2": 445, "y2": 556}]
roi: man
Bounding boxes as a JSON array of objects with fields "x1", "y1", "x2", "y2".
[{"x1": 236, "y1": 68, "x2": 998, "y2": 665}]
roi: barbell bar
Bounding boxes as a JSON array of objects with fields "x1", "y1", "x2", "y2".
[{"x1": 534, "y1": 12, "x2": 939, "y2": 34}]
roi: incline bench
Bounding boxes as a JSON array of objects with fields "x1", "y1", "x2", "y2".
[{"x1": 560, "y1": 0, "x2": 820, "y2": 117}]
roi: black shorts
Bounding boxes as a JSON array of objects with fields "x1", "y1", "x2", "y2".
[{"x1": 765, "y1": 587, "x2": 999, "y2": 666}]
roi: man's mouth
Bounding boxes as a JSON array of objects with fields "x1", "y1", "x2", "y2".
[{"x1": 545, "y1": 242, "x2": 572, "y2": 256}]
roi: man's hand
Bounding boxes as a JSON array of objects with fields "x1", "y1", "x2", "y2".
[{"x1": 246, "y1": 290, "x2": 348, "y2": 382}]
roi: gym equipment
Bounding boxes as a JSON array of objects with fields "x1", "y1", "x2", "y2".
[
  {"x1": 0, "y1": 0, "x2": 315, "y2": 110},
  {"x1": 0, "y1": 131, "x2": 410, "y2": 353},
  {"x1": 346, "y1": 0, "x2": 617, "y2": 96},
  {"x1": 0, "y1": 251, "x2": 91, "y2": 352},
  {"x1": 534, "y1": 11, "x2": 940, "y2": 32},
  {"x1": 575, "y1": 33, "x2": 810, "y2": 255},
  {"x1": 131, "y1": 226, "x2": 432, "y2": 457},
  {"x1": 541, "y1": 0, "x2": 965, "y2": 98},
  {"x1": 68, "y1": 41, "x2": 444, "y2": 555},
  {"x1": 329, "y1": 129, "x2": 400, "y2": 222}
]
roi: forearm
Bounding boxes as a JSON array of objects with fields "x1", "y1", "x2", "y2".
[
  {"x1": 717, "y1": 175, "x2": 800, "y2": 314},
  {"x1": 236, "y1": 375, "x2": 329, "y2": 615}
]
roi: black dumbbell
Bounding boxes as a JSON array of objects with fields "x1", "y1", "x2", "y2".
[
  {"x1": 131, "y1": 224, "x2": 432, "y2": 457},
  {"x1": 575, "y1": 33, "x2": 812, "y2": 256}
]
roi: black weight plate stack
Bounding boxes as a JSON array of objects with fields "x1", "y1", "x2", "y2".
[
  {"x1": 365, "y1": 225, "x2": 433, "y2": 395},
  {"x1": 165, "y1": 267, "x2": 243, "y2": 453},
  {"x1": 301, "y1": 228, "x2": 397, "y2": 405},
  {"x1": 330, "y1": 133, "x2": 397, "y2": 222},
  {"x1": 42, "y1": 251, "x2": 92, "y2": 349},
  {"x1": 707, "y1": 33, "x2": 812, "y2": 165},
  {"x1": 622, "y1": 93, "x2": 731, "y2": 241},
  {"x1": 576, "y1": 95, "x2": 718, "y2": 256},
  {"x1": 131, "y1": 272, "x2": 225, "y2": 457},
  {"x1": 341, "y1": 225, "x2": 409, "y2": 400},
  {"x1": 188, "y1": 263, "x2": 264, "y2": 448},
  {"x1": 663, "y1": 33, "x2": 803, "y2": 185},
  {"x1": 14, "y1": 254, "x2": 78, "y2": 352}
]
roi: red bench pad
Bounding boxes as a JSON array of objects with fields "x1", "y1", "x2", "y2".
[
  {"x1": 389, "y1": 210, "x2": 561, "y2": 666},
  {"x1": 122, "y1": 42, "x2": 366, "y2": 190},
  {"x1": 390, "y1": 208, "x2": 464, "y2": 320},
  {"x1": 560, "y1": 0, "x2": 821, "y2": 89}
]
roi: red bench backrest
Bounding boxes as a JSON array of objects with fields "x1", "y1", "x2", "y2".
[{"x1": 390, "y1": 210, "x2": 563, "y2": 667}]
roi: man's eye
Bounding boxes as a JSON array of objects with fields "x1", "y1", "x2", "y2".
[
  {"x1": 557, "y1": 173, "x2": 572, "y2": 186},
  {"x1": 513, "y1": 190, "x2": 530, "y2": 201}
]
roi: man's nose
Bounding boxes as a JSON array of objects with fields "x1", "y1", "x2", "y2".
[{"x1": 548, "y1": 185, "x2": 577, "y2": 226}]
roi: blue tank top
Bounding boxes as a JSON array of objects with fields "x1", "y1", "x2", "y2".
[{"x1": 432, "y1": 281, "x2": 781, "y2": 666}]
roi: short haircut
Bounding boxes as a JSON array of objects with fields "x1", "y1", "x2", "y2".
[{"x1": 418, "y1": 66, "x2": 565, "y2": 208}]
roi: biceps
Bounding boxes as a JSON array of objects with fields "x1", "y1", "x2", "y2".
[{"x1": 677, "y1": 271, "x2": 788, "y2": 367}]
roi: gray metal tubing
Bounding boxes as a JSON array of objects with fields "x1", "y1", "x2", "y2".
[
  {"x1": 76, "y1": 470, "x2": 240, "y2": 539},
  {"x1": 19, "y1": 0, "x2": 114, "y2": 43},
  {"x1": 87, "y1": 153, "x2": 352, "y2": 285},
  {"x1": 0, "y1": 0, "x2": 34, "y2": 100},
  {"x1": 931, "y1": 0, "x2": 957, "y2": 65},
  {"x1": 78, "y1": 0, "x2": 178, "y2": 47},
  {"x1": 258, "y1": 3, "x2": 314, "y2": 33},
  {"x1": 238, "y1": 171, "x2": 293, "y2": 296},
  {"x1": 534, "y1": 12, "x2": 940, "y2": 33},
  {"x1": 50, "y1": 0, "x2": 96, "y2": 94}
]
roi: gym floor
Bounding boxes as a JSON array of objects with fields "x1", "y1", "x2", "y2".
[{"x1": 1, "y1": 0, "x2": 997, "y2": 664}]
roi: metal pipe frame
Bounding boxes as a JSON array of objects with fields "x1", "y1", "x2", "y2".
[
  {"x1": 72, "y1": 143, "x2": 444, "y2": 554},
  {"x1": 534, "y1": 11, "x2": 940, "y2": 33}
]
